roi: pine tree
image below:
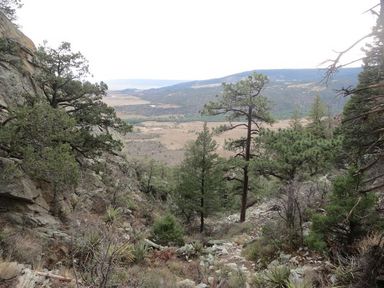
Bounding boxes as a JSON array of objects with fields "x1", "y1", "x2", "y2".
[
  {"x1": 175, "y1": 123, "x2": 223, "y2": 232},
  {"x1": 307, "y1": 95, "x2": 327, "y2": 138},
  {"x1": 253, "y1": 128, "x2": 340, "y2": 245},
  {"x1": 203, "y1": 73, "x2": 273, "y2": 222},
  {"x1": 289, "y1": 106, "x2": 303, "y2": 131}
]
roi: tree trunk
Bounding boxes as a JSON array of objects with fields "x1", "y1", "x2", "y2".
[
  {"x1": 200, "y1": 151, "x2": 206, "y2": 233},
  {"x1": 286, "y1": 181, "x2": 296, "y2": 245},
  {"x1": 240, "y1": 107, "x2": 253, "y2": 222},
  {"x1": 200, "y1": 204, "x2": 204, "y2": 233}
]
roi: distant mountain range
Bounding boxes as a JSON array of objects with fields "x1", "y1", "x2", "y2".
[
  {"x1": 105, "y1": 79, "x2": 187, "y2": 90},
  {"x1": 109, "y1": 68, "x2": 361, "y2": 120}
]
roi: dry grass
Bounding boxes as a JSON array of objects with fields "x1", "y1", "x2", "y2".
[
  {"x1": 357, "y1": 232, "x2": 384, "y2": 255},
  {"x1": 3, "y1": 231, "x2": 43, "y2": 267},
  {"x1": 0, "y1": 261, "x2": 22, "y2": 280},
  {"x1": 102, "y1": 95, "x2": 150, "y2": 107},
  {"x1": 122, "y1": 120, "x2": 308, "y2": 165}
]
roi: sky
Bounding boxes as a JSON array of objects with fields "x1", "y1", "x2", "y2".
[{"x1": 17, "y1": 0, "x2": 378, "y2": 82}]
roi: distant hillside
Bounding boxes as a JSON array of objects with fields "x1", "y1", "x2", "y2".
[
  {"x1": 114, "y1": 68, "x2": 360, "y2": 120},
  {"x1": 105, "y1": 79, "x2": 187, "y2": 90}
]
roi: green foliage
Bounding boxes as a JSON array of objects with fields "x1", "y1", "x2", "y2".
[
  {"x1": 0, "y1": 42, "x2": 132, "y2": 216},
  {"x1": 203, "y1": 73, "x2": 273, "y2": 123},
  {"x1": 151, "y1": 214, "x2": 184, "y2": 246},
  {"x1": 250, "y1": 266, "x2": 292, "y2": 288},
  {"x1": 119, "y1": 69, "x2": 357, "y2": 121},
  {"x1": 23, "y1": 144, "x2": 79, "y2": 187},
  {"x1": 253, "y1": 128, "x2": 340, "y2": 182},
  {"x1": 33, "y1": 42, "x2": 131, "y2": 158},
  {"x1": 242, "y1": 238, "x2": 278, "y2": 267},
  {"x1": 309, "y1": 169, "x2": 380, "y2": 253},
  {"x1": 174, "y1": 123, "x2": 224, "y2": 231},
  {"x1": 0, "y1": 103, "x2": 79, "y2": 215},
  {"x1": 136, "y1": 159, "x2": 175, "y2": 201},
  {"x1": 133, "y1": 241, "x2": 149, "y2": 264},
  {"x1": 203, "y1": 73, "x2": 273, "y2": 222},
  {"x1": 0, "y1": 37, "x2": 20, "y2": 55},
  {"x1": 307, "y1": 95, "x2": 327, "y2": 138},
  {"x1": 289, "y1": 106, "x2": 303, "y2": 131},
  {"x1": 1, "y1": 103, "x2": 77, "y2": 158},
  {"x1": 265, "y1": 266, "x2": 291, "y2": 288},
  {"x1": 227, "y1": 269, "x2": 247, "y2": 288},
  {"x1": 340, "y1": 12, "x2": 384, "y2": 168},
  {"x1": 103, "y1": 206, "x2": 122, "y2": 225}
]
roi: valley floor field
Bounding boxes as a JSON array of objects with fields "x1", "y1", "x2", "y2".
[{"x1": 122, "y1": 120, "x2": 308, "y2": 165}]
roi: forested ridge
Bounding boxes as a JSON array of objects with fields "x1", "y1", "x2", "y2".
[{"x1": 0, "y1": 1, "x2": 383, "y2": 287}]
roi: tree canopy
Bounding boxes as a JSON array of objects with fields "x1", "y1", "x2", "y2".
[{"x1": 203, "y1": 72, "x2": 273, "y2": 222}]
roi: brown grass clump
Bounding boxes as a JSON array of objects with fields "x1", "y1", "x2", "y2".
[
  {"x1": 357, "y1": 232, "x2": 384, "y2": 255},
  {"x1": 2, "y1": 230, "x2": 43, "y2": 267}
]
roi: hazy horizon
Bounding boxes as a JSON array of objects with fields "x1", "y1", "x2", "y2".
[{"x1": 17, "y1": 0, "x2": 377, "y2": 82}]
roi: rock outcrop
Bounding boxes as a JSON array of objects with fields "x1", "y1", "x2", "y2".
[{"x1": 0, "y1": 11, "x2": 37, "y2": 110}]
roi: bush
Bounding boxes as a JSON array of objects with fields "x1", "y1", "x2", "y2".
[
  {"x1": 250, "y1": 266, "x2": 291, "y2": 288},
  {"x1": 242, "y1": 238, "x2": 277, "y2": 267},
  {"x1": 133, "y1": 241, "x2": 149, "y2": 264},
  {"x1": 308, "y1": 170, "x2": 381, "y2": 254},
  {"x1": 304, "y1": 228, "x2": 327, "y2": 252},
  {"x1": 228, "y1": 269, "x2": 247, "y2": 288},
  {"x1": 152, "y1": 214, "x2": 184, "y2": 246},
  {"x1": 265, "y1": 265, "x2": 291, "y2": 288}
]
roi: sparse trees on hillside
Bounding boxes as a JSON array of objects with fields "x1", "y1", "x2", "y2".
[
  {"x1": 203, "y1": 73, "x2": 273, "y2": 222},
  {"x1": 174, "y1": 123, "x2": 223, "y2": 232},
  {"x1": 0, "y1": 41, "x2": 131, "y2": 217}
]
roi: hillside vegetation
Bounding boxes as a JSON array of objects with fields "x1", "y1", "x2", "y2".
[
  {"x1": 112, "y1": 68, "x2": 359, "y2": 121},
  {"x1": 0, "y1": 2, "x2": 383, "y2": 288}
]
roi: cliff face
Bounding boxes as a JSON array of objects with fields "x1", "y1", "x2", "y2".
[
  {"x1": 0, "y1": 13, "x2": 58, "y2": 228},
  {"x1": 0, "y1": 11, "x2": 37, "y2": 109}
]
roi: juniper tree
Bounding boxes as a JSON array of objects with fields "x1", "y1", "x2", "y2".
[
  {"x1": 203, "y1": 73, "x2": 273, "y2": 222},
  {"x1": 0, "y1": 103, "x2": 79, "y2": 215},
  {"x1": 33, "y1": 42, "x2": 131, "y2": 158}
]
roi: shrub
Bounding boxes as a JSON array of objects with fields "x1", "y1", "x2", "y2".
[
  {"x1": 242, "y1": 238, "x2": 277, "y2": 267},
  {"x1": 308, "y1": 169, "x2": 381, "y2": 254},
  {"x1": 103, "y1": 206, "x2": 122, "y2": 224},
  {"x1": 133, "y1": 241, "x2": 149, "y2": 264},
  {"x1": 152, "y1": 214, "x2": 184, "y2": 246},
  {"x1": 228, "y1": 269, "x2": 247, "y2": 288},
  {"x1": 250, "y1": 272, "x2": 269, "y2": 288},
  {"x1": 265, "y1": 265, "x2": 291, "y2": 288}
]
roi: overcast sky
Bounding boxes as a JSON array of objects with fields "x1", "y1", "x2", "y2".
[{"x1": 17, "y1": 0, "x2": 377, "y2": 81}]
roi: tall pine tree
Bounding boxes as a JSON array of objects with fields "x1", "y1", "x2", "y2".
[
  {"x1": 203, "y1": 73, "x2": 273, "y2": 222},
  {"x1": 175, "y1": 123, "x2": 223, "y2": 232}
]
